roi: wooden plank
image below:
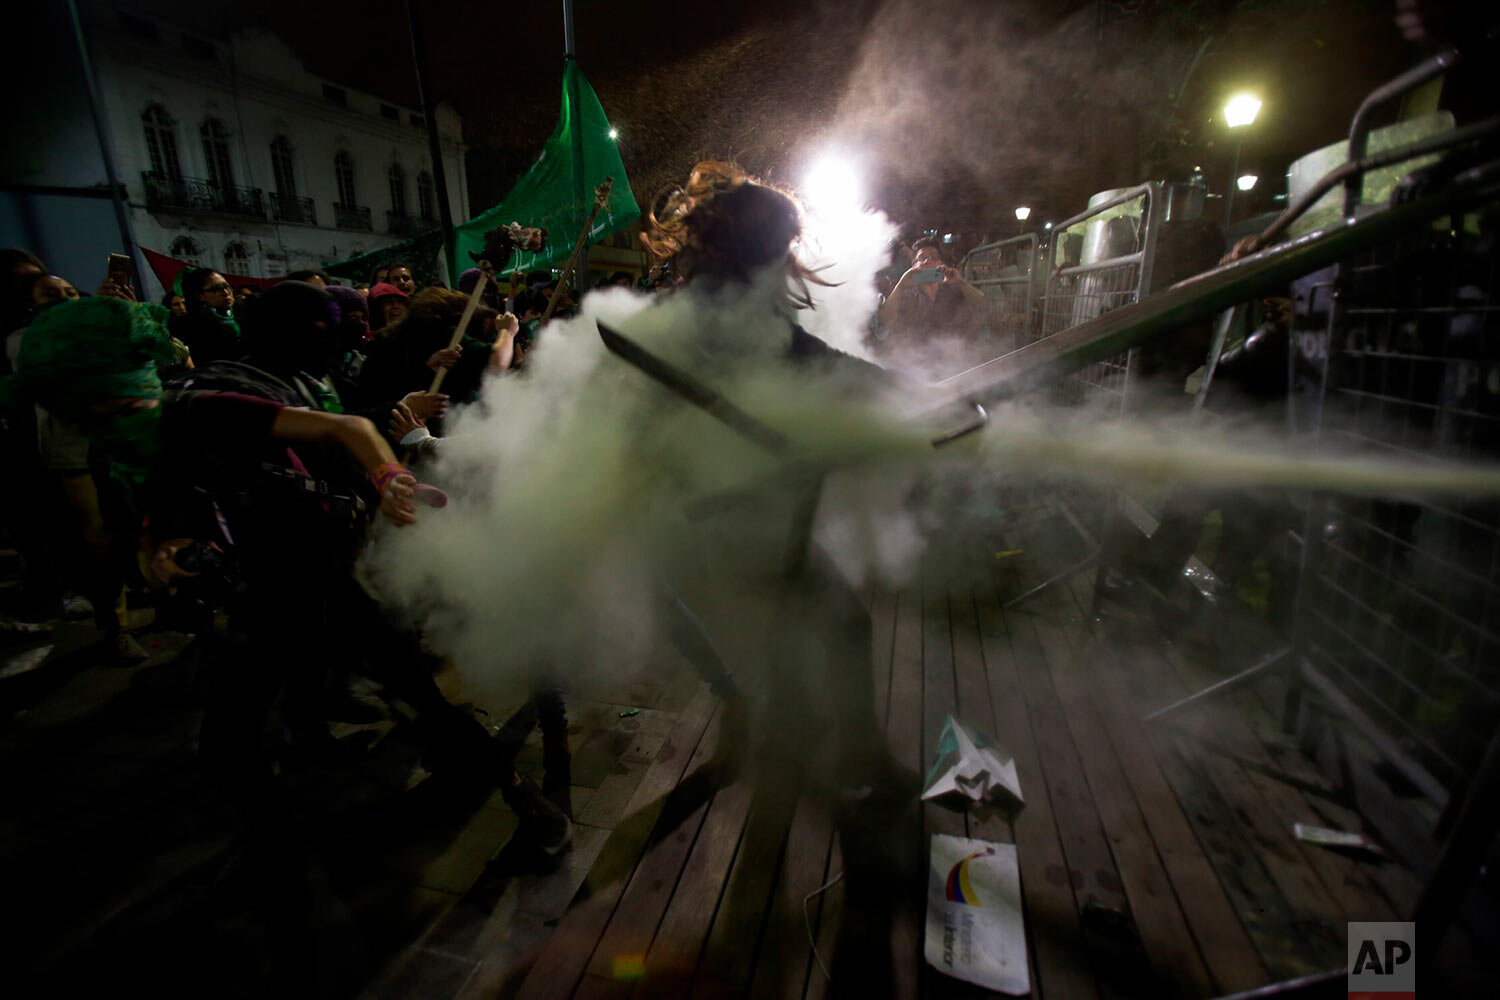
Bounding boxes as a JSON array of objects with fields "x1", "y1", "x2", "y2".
[
  {"x1": 512, "y1": 687, "x2": 717, "y2": 1000},
  {"x1": 1056, "y1": 634, "x2": 1272, "y2": 996},
  {"x1": 920, "y1": 586, "x2": 987, "y2": 1000},
  {"x1": 999, "y1": 601, "x2": 1153, "y2": 1000},
  {"x1": 747, "y1": 796, "x2": 834, "y2": 1000},
  {"x1": 801, "y1": 839, "x2": 844, "y2": 1000},
  {"x1": 923, "y1": 587, "x2": 967, "y2": 843},
  {"x1": 1156, "y1": 642, "x2": 1400, "y2": 925},
  {"x1": 887, "y1": 589, "x2": 924, "y2": 775},
  {"x1": 636, "y1": 778, "x2": 756, "y2": 995},
  {"x1": 1091, "y1": 626, "x2": 1343, "y2": 972},
  {"x1": 691, "y1": 779, "x2": 803, "y2": 997},
  {"x1": 973, "y1": 588, "x2": 1100, "y2": 1000},
  {"x1": 1029, "y1": 615, "x2": 1216, "y2": 999},
  {"x1": 1060, "y1": 541, "x2": 1355, "y2": 982},
  {"x1": 1148, "y1": 729, "x2": 1327, "y2": 981},
  {"x1": 582, "y1": 715, "x2": 725, "y2": 984},
  {"x1": 576, "y1": 760, "x2": 652, "y2": 831}
]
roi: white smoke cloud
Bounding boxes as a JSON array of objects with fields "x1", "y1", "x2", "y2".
[{"x1": 361, "y1": 218, "x2": 930, "y2": 702}]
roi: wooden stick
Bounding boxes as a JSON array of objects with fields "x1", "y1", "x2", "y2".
[
  {"x1": 540, "y1": 184, "x2": 610, "y2": 325},
  {"x1": 428, "y1": 270, "x2": 489, "y2": 394}
]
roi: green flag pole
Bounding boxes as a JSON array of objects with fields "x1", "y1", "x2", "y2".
[{"x1": 563, "y1": 0, "x2": 589, "y2": 291}]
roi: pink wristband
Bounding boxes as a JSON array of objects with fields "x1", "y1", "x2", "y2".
[{"x1": 371, "y1": 461, "x2": 411, "y2": 495}]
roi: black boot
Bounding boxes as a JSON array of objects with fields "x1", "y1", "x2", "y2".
[
  {"x1": 503, "y1": 773, "x2": 573, "y2": 856},
  {"x1": 542, "y1": 740, "x2": 573, "y2": 820}
]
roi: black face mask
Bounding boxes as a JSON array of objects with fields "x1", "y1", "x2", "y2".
[{"x1": 239, "y1": 281, "x2": 341, "y2": 377}]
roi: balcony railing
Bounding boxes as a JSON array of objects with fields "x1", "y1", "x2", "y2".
[
  {"x1": 270, "y1": 191, "x2": 317, "y2": 225},
  {"x1": 142, "y1": 172, "x2": 265, "y2": 219},
  {"x1": 386, "y1": 210, "x2": 416, "y2": 236},
  {"x1": 334, "y1": 202, "x2": 372, "y2": 232}
]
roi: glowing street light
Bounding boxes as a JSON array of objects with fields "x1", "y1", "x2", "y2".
[
  {"x1": 1237, "y1": 174, "x2": 1259, "y2": 192},
  {"x1": 1222, "y1": 93, "x2": 1262, "y2": 225},
  {"x1": 608, "y1": 127, "x2": 618, "y2": 140},
  {"x1": 1014, "y1": 206, "x2": 1031, "y2": 221},
  {"x1": 1223, "y1": 93, "x2": 1262, "y2": 129}
]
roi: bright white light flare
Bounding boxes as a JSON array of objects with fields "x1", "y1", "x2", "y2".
[
  {"x1": 1224, "y1": 94, "x2": 1262, "y2": 128},
  {"x1": 1014, "y1": 206, "x2": 1031, "y2": 221},
  {"x1": 1237, "y1": 174, "x2": 1259, "y2": 191},
  {"x1": 802, "y1": 155, "x2": 864, "y2": 217}
]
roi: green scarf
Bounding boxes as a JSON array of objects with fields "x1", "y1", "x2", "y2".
[{"x1": 4, "y1": 297, "x2": 175, "y2": 485}]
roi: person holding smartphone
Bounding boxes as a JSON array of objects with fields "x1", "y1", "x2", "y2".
[{"x1": 873, "y1": 236, "x2": 986, "y2": 361}]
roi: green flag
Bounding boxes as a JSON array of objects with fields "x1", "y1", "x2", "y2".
[
  {"x1": 453, "y1": 62, "x2": 640, "y2": 275},
  {"x1": 324, "y1": 228, "x2": 446, "y2": 286}
]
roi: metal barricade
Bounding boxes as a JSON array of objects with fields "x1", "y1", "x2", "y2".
[
  {"x1": 962, "y1": 233, "x2": 1041, "y2": 351},
  {"x1": 999, "y1": 185, "x2": 1169, "y2": 609},
  {"x1": 1038, "y1": 183, "x2": 1167, "y2": 415},
  {"x1": 1290, "y1": 218, "x2": 1500, "y2": 803}
]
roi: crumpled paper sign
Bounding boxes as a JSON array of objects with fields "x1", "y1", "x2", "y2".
[
  {"x1": 921, "y1": 715, "x2": 1023, "y2": 810},
  {"x1": 925, "y1": 834, "x2": 1030, "y2": 994}
]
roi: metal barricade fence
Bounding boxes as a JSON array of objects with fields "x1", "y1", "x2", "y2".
[
  {"x1": 1289, "y1": 215, "x2": 1500, "y2": 805},
  {"x1": 1039, "y1": 184, "x2": 1167, "y2": 415},
  {"x1": 962, "y1": 233, "x2": 1041, "y2": 352},
  {"x1": 998, "y1": 184, "x2": 1169, "y2": 609}
]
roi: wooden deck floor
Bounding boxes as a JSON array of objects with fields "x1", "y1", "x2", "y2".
[
  {"x1": 367, "y1": 500, "x2": 1412, "y2": 999},
  {"x1": 1, "y1": 499, "x2": 1418, "y2": 999}
]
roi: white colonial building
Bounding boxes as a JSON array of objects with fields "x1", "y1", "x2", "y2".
[{"x1": 64, "y1": 2, "x2": 469, "y2": 292}]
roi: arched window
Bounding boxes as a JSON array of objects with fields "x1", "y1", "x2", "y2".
[
  {"x1": 387, "y1": 163, "x2": 407, "y2": 215},
  {"x1": 270, "y1": 135, "x2": 296, "y2": 196},
  {"x1": 334, "y1": 150, "x2": 356, "y2": 205},
  {"x1": 222, "y1": 242, "x2": 250, "y2": 277},
  {"x1": 200, "y1": 118, "x2": 234, "y2": 191},
  {"x1": 417, "y1": 170, "x2": 436, "y2": 221},
  {"x1": 142, "y1": 105, "x2": 182, "y2": 181},
  {"x1": 170, "y1": 235, "x2": 203, "y2": 267}
]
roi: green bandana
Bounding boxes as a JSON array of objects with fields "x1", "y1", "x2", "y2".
[{"x1": 4, "y1": 297, "x2": 175, "y2": 484}]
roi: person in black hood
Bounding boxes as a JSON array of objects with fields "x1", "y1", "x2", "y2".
[{"x1": 238, "y1": 280, "x2": 343, "y2": 383}]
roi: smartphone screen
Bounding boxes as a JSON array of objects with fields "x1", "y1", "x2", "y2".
[{"x1": 106, "y1": 252, "x2": 134, "y2": 284}]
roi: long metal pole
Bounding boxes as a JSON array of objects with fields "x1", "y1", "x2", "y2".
[
  {"x1": 66, "y1": 0, "x2": 144, "y2": 288},
  {"x1": 1223, "y1": 134, "x2": 1243, "y2": 226},
  {"x1": 563, "y1": 0, "x2": 590, "y2": 291},
  {"x1": 407, "y1": 0, "x2": 458, "y2": 283}
]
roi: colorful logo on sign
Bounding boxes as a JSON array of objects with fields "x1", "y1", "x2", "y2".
[{"x1": 944, "y1": 846, "x2": 997, "y2": 906}]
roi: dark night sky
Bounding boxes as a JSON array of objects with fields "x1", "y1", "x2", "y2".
[{"x1": 129, "y1": 0, "x2": 1440, "y2": 233}]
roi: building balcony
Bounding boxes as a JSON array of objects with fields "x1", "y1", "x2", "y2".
[
  {"x1": 334, "y1": 202, "x2": 372, "y2": 232},
  {"x1": 142, "y1": 172, "x2": 265, "y2": 219},
  {"x1": 270, "y1": 192, "x2": 317, "y2": 226},
  {"x1": 386, "y1": 211, "x2": 416, "y2": 237}
]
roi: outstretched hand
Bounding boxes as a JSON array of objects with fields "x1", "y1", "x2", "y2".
[
  {"x1": 149, "y1": 537, "x2": 201, "y2": 584},
  {"x1": 388, "y1": 401, "x2": 425, "y2": 442},
  {"x1": 379, "y1": 473, "x2": 419, "y2": 526},
  {"x1": 401, "y1": 391, "x2": 449, "y2": 420}
]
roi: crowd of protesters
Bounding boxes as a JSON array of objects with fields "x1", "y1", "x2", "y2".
[{"x1": 0, "y1": 249, "x2": 598, "y2": 859}]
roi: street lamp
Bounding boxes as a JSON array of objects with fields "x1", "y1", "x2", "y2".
[
  {"x1": 608, "y1": 127, "x2": 618, "y2": 140},
  {"x1": 1222, "y1": 93, "x2": 1261, "y2": 225},
  {"x1": 1237, "y1": 174, "x2": 1259, "y2": 192},
  {"x1": 1015, "y1": 205, "x2": 1031, "y2": 234}
]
